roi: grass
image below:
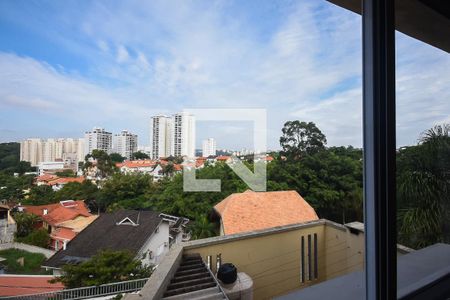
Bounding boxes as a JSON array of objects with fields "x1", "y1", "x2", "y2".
[{"x1": 0, "y1": 248, "x2": 51, "y2": 275}]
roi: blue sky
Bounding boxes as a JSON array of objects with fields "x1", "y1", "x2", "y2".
[{"x1": 0, "y1": 0, "x2": 449, "y2": 150}]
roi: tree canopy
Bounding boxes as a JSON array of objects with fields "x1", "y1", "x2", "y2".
[
  {"x1": 280, "y1": 121, "x2": 327, "y2": 159},
  {"x1": 131, "y1": 151, "x2": 150, "y2": 160},
  {"x1": 53, "y1": 250, "x2": 152, "y2": 288}
]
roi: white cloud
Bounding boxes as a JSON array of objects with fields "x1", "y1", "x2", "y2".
[
  {"x1": 0, "y1": 1, "x2": 448, "y2": 149},
  {"x1": 116, "y1": 44, "x2": 129, "y2": 63}
]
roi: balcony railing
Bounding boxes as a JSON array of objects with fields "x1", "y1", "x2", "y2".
[{"x1": 0, "y1": 278, "x2": 149, "y2": 300}]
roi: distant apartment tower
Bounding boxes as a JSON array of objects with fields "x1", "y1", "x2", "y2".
[
  {"x1": 20, "y1": 138, "x2": 43, "y2": 166},
  {"x1": 84, "y1": 127, "x2": 112, "y2": 155},
  {"x1": 202, "y1": 138, "x2": 217, "y2": 157},
  {"x1": 172, "y1": 112, "x2": 195, "y2": 158},
  {"x1": 151, "y1": 115, "x2": 172, "y2": 159},
  {"x1": 114, "y1": 130, "x2": 138, "y2": 160},
  {"x1": 20, "y1": 138, "x2": 85, "y2": 166}
]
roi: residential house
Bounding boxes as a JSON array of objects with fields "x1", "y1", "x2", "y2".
[
  {"x1": 22, "y1": 200, "x2": 95, "y2": 250},
  {"x1": 47, "y1": 177, "x2": 85, "y2": 191},
  {"x1": 35, "y1": 174, "x2": 59, "y2": 186},
  {"x1": 35, "y1": 175, "x2": 85, "y2": 191},
  {"x1": 213, "y1": 190, "x2": 319, "y2": 235},
  {"x1": 215, "y1": 155, "x2": 231, "y2": 163},
  {"x1": 116, "y1": 160, "x2": 157, "y2": 174},
  {"x1": 43, "y1": 210, "x2": 190, "y2": 275}
]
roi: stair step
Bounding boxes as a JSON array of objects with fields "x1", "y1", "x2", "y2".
[
  {"x1": 163, "y1": 282, "x2": 217, "y2": 298},
  {"x1": 183, "y1": 254, "x2": 202, "y2": 261},
  {"x1": 177, "y1": 262, "x2": 204, "y2": 271},
  {"x1": 162, "y1": 286, "x2": 222, "y2": 300},
  {"x1": 167, "y1": 277, "x2": 215, "y2": 290},
  {"x1": 175, "y1": 266, "x2": 207, "y2": 276},
  {"x1": 171, "y1": 271, "x2": 211, "y2": 283},
  {"x1": 180, "y1": 259, "x2": 203, "y2": 267}
]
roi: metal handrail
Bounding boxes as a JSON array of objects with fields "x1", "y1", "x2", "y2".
[{"x1": 0, "y1": 277, "x2": 150, "y2": 300}]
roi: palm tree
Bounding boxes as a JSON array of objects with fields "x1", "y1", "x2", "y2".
[
  {"x1": 397, "y1": 124, "x2": 450, "y2": 249},
  {"x1": 190, "y1": 215, "x2": 216, "y2": 239}
]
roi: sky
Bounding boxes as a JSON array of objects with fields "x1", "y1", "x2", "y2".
[{"x1": 0, "y1": 0, "x2": 449, "y2": 150}]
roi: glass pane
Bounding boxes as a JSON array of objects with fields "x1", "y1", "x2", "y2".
[
  {"x1": 0, "y1": 0, "x2": 368, "y2": 298},
  {"x1": 395, "y1": 11, "x2": 450, "y2": 298}
]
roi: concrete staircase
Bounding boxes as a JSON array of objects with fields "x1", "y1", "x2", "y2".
[{"x1": 162, "y1": 253, "x2": 227, "y2": 300}]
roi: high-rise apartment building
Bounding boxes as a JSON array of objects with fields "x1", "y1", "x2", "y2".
[
  {"x1": 20, "y1": 138, "x2": 44, "y2": 166},
  {"x1": 202, "y1": 138, "x2": 217, "y2": 157},
  {"x1": 114, "y1": 130, "x2": 138, "y2": 160},
  {"x1": 150, "y1": 112, "x2": 196, "y2": 159},
  {"x1": 172, "y1": 112, "x2": 195, "y2": 158},
  {"x1": 151, "y1": 115, "x2": 173, "y2": 159},
  {"x1": 20, "y1": 138, "x2": 85, "y2": 166},
  {"x1": 84, "y1": 127, "x2": 112, "y2": 155}
]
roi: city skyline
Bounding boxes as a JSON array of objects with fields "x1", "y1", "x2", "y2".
[{"x1": 0, "y1": 1, "x2": 449, "y2": 149}]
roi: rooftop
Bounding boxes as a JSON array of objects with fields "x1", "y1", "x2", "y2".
[
  {"x1": 0, "y1": 275, "x2": 63, "y2": 297},
  {"x1": 214, "y1": 190, "x2": 319, "y2": 235},
  {"x1": 23, "y1": 200, "x2": 91, "y2": 226},
  {"x1": 43, "y1": 210, "x2": 162, "y2": 269}
]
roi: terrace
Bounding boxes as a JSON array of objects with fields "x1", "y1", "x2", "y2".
[{"x1": 125, "y1": 219, "x2": 399, "y2": 299}]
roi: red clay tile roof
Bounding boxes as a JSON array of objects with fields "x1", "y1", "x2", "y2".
[
  {"x1": 0, "y1": 275, "x2": 64, "y2": 296},
  {"x1": 47, "y1": 177, "x2": 84, "y2": 186},
  {"x1": 51, "y1": 227, "x2": 77, "y2": 241},
  {"x1": 24, "y1": 200, "x2": 91, "y2": 226},
  {"x1": 117, "y1": 160, "x2": 156, "y2": 168},
  {"x1": 214, "y1": 190, "x2": 319, "y2": 235},
  {"x1": 216, "y1": 156, "x2": 231, "y2": 161},
  {"x1": 36, "y1": 174, "x2": 59, "y2": 182}
]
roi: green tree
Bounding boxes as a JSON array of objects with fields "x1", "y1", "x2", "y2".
[
  {"x1": 0, "y1": 143, "x2": 34, "y2": 174},
  {"x1": 82, "y1": 150, "x2": 116, "y2": 179},
  {"x1": 110, "y1": 153, "x2": 126, "y2": 163},
  {"x1": 97, "y1": 173, "x2": 155, "y2": 210},
  {"x1": 131, "y1": 151, "x2": 150, "y2": 160},
  {"x1": 24, "y1": 185, "x2": 55, "y2": 205},
  {"x1": 55, "y1": 169, "x2": 76, "y2": 177},
  {"x1": 13, "y1": 213, "x2": 41, "y2": 238},
  {"x1": 397, "y1": 124, "x2": 450, "y2": 248},
  {"x1": 0, "y1": 173, "x2": 34, "y2": 201},
  {"x1": 53, "y1": 250, "x2": 152, "y2": 288},
  {"x1": 190, "y1": 215, "x2": 216, "y2": 239},
  {"x1": 280, "y1": 121, "x2": 327, "y2": 159},
  {"x1": 161, "y1": 163, "x2": 176, "y2": 176},
  {"x1": 16, "y1": 228, "x2": 50, "y2": 248}
]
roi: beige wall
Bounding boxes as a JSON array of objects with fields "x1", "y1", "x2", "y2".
[
  {"x1": 324, "y1": 223, "x2": 365, "y2": 279},
  {"x1": 184, "y1": 220, "x2": 364, "y2": 300}
]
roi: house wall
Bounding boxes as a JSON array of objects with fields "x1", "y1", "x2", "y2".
[
  {"x1": 138, "y1": 222, "x2": 171, "y2": 266},
  {"x1": 184, "y1": 220, "x2": 365, "y2": 300},
  {"x1": 323, "y1": 222, "x2": 365, "y2": 279}
]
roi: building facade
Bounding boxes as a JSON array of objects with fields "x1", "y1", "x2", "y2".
[
  {"x1": 172, "y1": 112, "x2": 195, "y2": 158},
  {"x1": 84, "y1": 127, "x2": 112, "y2": 155},
  {"x1": 151, "y1": 115, "x2": 173, "y2": 159},
  {"x1": 202, "y1": 138, "x2": 216, "y2": 157},
  {"x1": 20, "y1": 138, "x2": 85, "y2": 166},
  {"x1": 114, "y1": 130, "x2": 138, "y2": 160}
]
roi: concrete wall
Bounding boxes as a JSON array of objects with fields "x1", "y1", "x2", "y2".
[
  {"x1": 138, "y1": 222, "x2": 170, "y2": 266},
  {"x1": 183, "y1": 220, "x2": 364, "y2": 300},
  {"x1": 323, "y1": 222, "x2": 364, "y2": 279},
  {"x1": 0, "y1": 223, "x2": 16, "y2": 244},
  {"x1": 0, "y1": 242, "x2": 56, "y2": 258}
]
